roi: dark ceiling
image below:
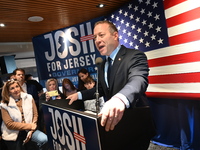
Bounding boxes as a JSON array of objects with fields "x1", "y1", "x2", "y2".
[{"x1": 0, "y1": 0, "x2": 130, "y2": 42}]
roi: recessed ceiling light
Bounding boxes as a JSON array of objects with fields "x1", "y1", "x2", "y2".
[
  {"x1": 28, "y1": 16, "x2": 44, "y2": 22},
  {"x1": 97, "y1": 4, "x2": 105, "y2": 8},
  {"x1": 0, "y1": 23, "x2": 5, "y2": 27}
]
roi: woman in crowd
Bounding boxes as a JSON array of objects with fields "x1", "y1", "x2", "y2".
[
  {"x1": 1, "y1": 80, "x2": 48, "y2": 150},
  {"x1": 77, "y1": 68, "x2": 91, "y2": 91},
  {"x1": 39, "y1": 78, "x2": 65, "y2": 132},
  {"x1": 62, "y1": 78, "x2": 77, "y2": 97},
  {"x1": 39, "y1": 78, "x2": 65, "y2": 103}
]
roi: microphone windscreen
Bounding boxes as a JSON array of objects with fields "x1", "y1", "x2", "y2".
[{"x1": 95, "y1": 57, "x2": 103, "y2": 65}]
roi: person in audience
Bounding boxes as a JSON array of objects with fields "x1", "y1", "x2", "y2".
[
  {"x1": 39, "y1": 78, "x2": 65, "y2": 103},
  {"x1": 25, "y1": 74, "x2": 33, "y2": 80},
  {"x1": 77, "y1": 68, "x2": 91, "y2": 91},
  {"x1": 83, "y1": 76, "x2": 96, "y2": 90},
  {"x1": 83, "y1": 76, "x2": 104, "y2": 112},
  {"x1": 0, "y1": 78, "x2": 7, "y2": 150},
  {"x1": 7, "y1": 73, "x2": 16, "y2": 80},
  {"x1": 1, "y1": 80, "x2": 48, "y2": 150},
  {"x1": 39, "y1": 78, "x2": 65, "y2": 132},
  {"x1": 25, "y1": 74, "x2": 44, "y2": 97},
  {"x1": 13, "y1": 68, "x2": 39, "y2": 110},
  {"x1": 0, "y1": 109, "x2": 8, "y2": 150},
  {"x1": 62, "y1": 78, "x2": 77, "y2": 97}
]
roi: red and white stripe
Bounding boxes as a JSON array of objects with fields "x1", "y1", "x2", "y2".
[
  {"x1": 73, "y1": 132, "x2": 86, "y2": 144},
  {"x1": 146, "y1": 0, "x2": 200, "y2": 99},
  {"x1": 80, "y1": 34, "x2": 94, "y2": 42}
]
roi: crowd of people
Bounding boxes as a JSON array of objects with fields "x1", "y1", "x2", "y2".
[
  {"x1": 0, "y1": 69, "x2": 49, "y2": 150},
  {"x1": 0, "y1": 20, "x2": 155, "y2": 150},
  {"x1": 0, "y1": 67, "x2": 101, "y2": 150}
]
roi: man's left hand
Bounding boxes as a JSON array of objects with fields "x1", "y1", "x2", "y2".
[{"x1": 98, "y1": 97, "x2": 125, "y2": 131}]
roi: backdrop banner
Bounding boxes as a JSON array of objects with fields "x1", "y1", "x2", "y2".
[{"x1": 32, "y1": 17, "x2": 104, "y2": 87}]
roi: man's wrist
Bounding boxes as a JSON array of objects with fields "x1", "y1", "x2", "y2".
[
  {"x1": 112, "y1": 96, "x2": 125, "y2": 105},
  {"x1": 114, "y1": 93, "x2": 130, "y2": 108}
]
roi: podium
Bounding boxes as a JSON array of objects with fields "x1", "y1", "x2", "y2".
[{"x1": 42, "y1": 99, "x2": 156, "y2": 150}]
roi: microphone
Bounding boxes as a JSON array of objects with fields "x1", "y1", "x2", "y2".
[
  {"x1": 95, "y1": 57, "x2": 103, "y2": 114},
  {"x1": 95, "y1": 57, "x2": 103, "y2": 65}
]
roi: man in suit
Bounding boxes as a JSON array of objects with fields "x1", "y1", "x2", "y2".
[
  {"x1": 25, "y1": 74, "x2": 44, "y2": 97},
  {"x1": 67, "y1": 20, "x2": 155, "y2": 150}
]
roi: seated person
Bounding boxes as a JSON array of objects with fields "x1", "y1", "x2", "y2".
[
  {"x1": 62, "y1": 78, "x2": 77, "y2": 97},
  {"x1": 25, "y1": 74, "x2": 44, "y2": 97},
  {"x1": 1, "y1": 80, "x2": 48, "y2": 150},
  {"x1": 83, "y1": 76, "x2": 104, "y2": 112},
  {"x1": 77, "y1": 68, "x2": 92, "y2": 91},
  {"x1": 39, "y1": 78, "x2": 65, "y2": 131},
  {"x1": 39, "y1": 78, "x2": 65, "y2": 103},
  {"x1": 13, "y1": 68, "x2": 40, "y2": 111},
  {"x1": 0, "y1": 107, "x2": 8, "y2": 150}
]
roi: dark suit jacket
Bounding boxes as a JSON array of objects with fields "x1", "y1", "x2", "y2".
[
  {"x1": 26, "y1": 82, "x2": 39, "y2": 106},
  {"x1": 81, "y1": 45, "x2": 149, "y2": 108},
  {"x1": 81, "y1": 45, "x2": 155, "y2": 150},
  {"x1": 26, "y1": 80, "x2": 43, "y2": 92}
]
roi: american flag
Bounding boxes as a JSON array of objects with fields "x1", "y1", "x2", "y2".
[{"x1": 105, "y1": 0, "x2": 200, "y2": 99}]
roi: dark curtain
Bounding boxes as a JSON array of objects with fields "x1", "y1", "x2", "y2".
[{"x1": 148, "y1": 98, "x2": 200, "y2": 150}]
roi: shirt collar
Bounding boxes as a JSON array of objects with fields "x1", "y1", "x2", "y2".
[{"x1": 107, "y1": 44, "x2": 121, "y2": 61}]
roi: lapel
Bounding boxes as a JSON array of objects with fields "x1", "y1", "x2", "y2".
[
  {"x1": 99, "y1": 58, "x2": 108, "y2": 90},
  {"x1": 109, "y1": 46, "x2": 126, "y2": 91}
]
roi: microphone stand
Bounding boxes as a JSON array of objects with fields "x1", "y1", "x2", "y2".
[
  {"x1": 95, "y1": 57, "x2": 103, "y2": 116},
  {"x1": 95, "y1": 66, "x2": 100, "y2": 116}
]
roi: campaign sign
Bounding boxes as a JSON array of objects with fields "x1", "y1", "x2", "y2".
[
  {"x1": 42, "y1": 103, "x2": 101, "y2": 150},
  {"x1": 32, "y1": 17, "x2": 104, "y2": 87}
]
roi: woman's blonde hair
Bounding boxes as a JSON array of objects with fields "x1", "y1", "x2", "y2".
[
  {"x1": 45, "y1": 78, "x2": 59, "y2": 91},
  {"x1": 1, "y1": 80, "x2": 24, "y2": 104}
]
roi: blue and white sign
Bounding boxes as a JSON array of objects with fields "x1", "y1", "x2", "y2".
[
  {"x1": 42, "y1": 103, "x2": 101, "y2": 150},
  {"x1": 32, "y1": 17, "x2": 104, "y2": 87}
]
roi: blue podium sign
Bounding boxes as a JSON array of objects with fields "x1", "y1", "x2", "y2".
[{"x1": 42, "y1": 103, "x2": 101, "y2": 150}]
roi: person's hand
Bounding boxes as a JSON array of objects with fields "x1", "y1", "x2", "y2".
[
  {"x1": 56, "y1": 95, "x2": 61, "y2": 99},
  {"x1": 31, "y1": 123, "x2": 37, "y2": 131},
  {"x1": 23, "y1": 131, "x2": 33, "y2": 145},
  {"x1": 45, "y1": 92, "x2": 50, "y2": 101},
  {"x1": 98, "y1": 97, "x2": 125, "y2": 131},
  {"x1": 67, "y1": 93, "x2": 78, "y2": 105},
  {"x1": 38, "y1": 91, "x2": 43, "y2": 97}
]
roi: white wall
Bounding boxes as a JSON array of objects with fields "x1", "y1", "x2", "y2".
[{"x1": 14, "y1": 51, "x2": 36, "y2": 68}]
